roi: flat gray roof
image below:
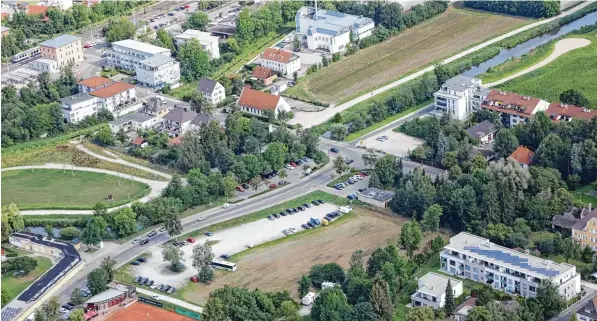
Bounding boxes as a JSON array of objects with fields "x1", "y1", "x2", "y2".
[
  {"x1": 446, "y1": 232, "x2": 575, "y2": 278},
  {"x1": 40, "y1": 34, "x2": 81, "y2": 49},
  {"x1": 112, "y1": 39, "x2": 171, "y2": 55},
  {"x1": 140, "y1": 54, "x2": 176, "y2": 67},
  {"x1": 417, "y1": 272, "x2": 462, "y2": 296},
  {"x1": 298, "y1": 6, "x2": 372, "y2": 36},
  {"x1": 60, "y1": 93, "x2": 95, "y2": 106},
  {"x1": 443, "y1": 75, "x2": 481, "y2": 92},
  {"x1": 109, "y1": 112, "x2": 154, "y2": 126},
  {"x1": 359, "y1": 187, "x2": 394, "y2": 202}
]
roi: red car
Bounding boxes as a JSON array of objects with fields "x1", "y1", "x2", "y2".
[
  {"x1": 83, "y1": 42, "x2": 93, "y2": 48},
  {"x1": 187, "y1": 237, "x2": 195, "y2": 243},
  {"x1": 184, "y1": 4, "x2": 190, "y2": 8},
  {"x1": 236, "y1": 186, "x2": 245, "y2": 192},
  {"x1": 358, "y1": 171, "x2": 369, "y2": 176},
  {"x1": 269, "y1": 184, "x2": 277, "y2": 189},
  {"x1": 290, "y1": 162, "x2": 297, "y2": 167},
  {"x1": 190, "y1": 276, "x2": 198, "y2": 282}
]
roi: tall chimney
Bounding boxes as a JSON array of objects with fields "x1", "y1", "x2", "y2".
[{"x1": 314, "y1": 0, "x2": 318, "y2": 21}]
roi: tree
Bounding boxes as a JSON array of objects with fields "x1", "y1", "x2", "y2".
[
  {"x1": 162, "y1": 244, "x2": 185, "y2": 271},
  {"x1": 192, "y1": 242, "x2": 215, "y2": 283},
  {"x1": 292, "y1": 34, "x2": 301, "y2": 52},
  {"x1": 68, "y1": 309, "x2": 85, "y2": 321},
  {"x1": 41, "y1": 296, "x2": 60, "y2": 318},
  {"x1": 330, "y1": 124, "x2": 347, "y2": 141},
  {"x1": 164, "y1": 208, "x2": 183, "y2": 238},
  {"x1": 311, "y1": 287, "x2": 352, "y2": 321},
  {"x1": 534, "y1": 133, "x2": 567, "y2": 173},
  {"x1": 178, "y1": 39, "x2": 212, "y2": 82},
  {"x1": 278, "y1": 300, "x2": 301, "y2": 321},
  {"x1": 249, "y1": 176, "x2": 263, "y2": 191},
  {"x1": 370, "y1": 278, "x2": 394, "y2": 321},
  {"x1": 466, "y1": 306, "x2": 491, "y2": 321},
  {"x1": 100, "y1": 256, "x2": 116, "y2": 282},
  {"x1": 370, "y1": 154, "x2": 399, "y2": 189},
  {"x1": 421, "y1": 204, "x2": 443, "y2": 232},
  {"x1": 45, "y1": 224, "x2": 54, "y2": 238},
  {"x1": 309, "y1": 263, "x2": 346, "y2": 287},
  {"x1": 12, "y1": 256, "x2": 38, "y2": 274},
  {"x1": 536, "y1": 282, "x2": 566, "y2": 320},
  {"x1": 1, "y1": 287, "x2": 8, "y2": 306},
  {"x1": 279, "y1": 169, "x2": 288, "y2": 180},
  {"x1": 59, "y1": 226, "x2": 81, "y2": 240},
  {"x1": 560, "y1": 89, "x2": 590, "y2": 107},
  {"x1": 93, "y1": 202, "x2": 108, "y2": 217},
  {"x1": 405, "y1": 307, "x2": 436, "y2": 321},
  {"x1": 298, "y1": 274, "x2": 311, "y2": 298},
  {"x1": 87, "y1": 268, "x2": 109, "y2": 295},
  {"x1": 81, "y1": 216, "x2": 107, "y2": 248},
  {"x1": 105, "y1": 18, "x2": 136, "y2": 43},
  {"x1": 562, "y1": 237, "x2": 581, "y2": 263},
  {"x1": 398, "y1": 220, "x2": 422, "y2": 259},
  {"x1": 333, "y1": 156, "x2": 349, "y2": 175},
  {"x1": 2, "y1": 203, "x2": 24, "y2": 241},
  {"x1": 263, "y1": 142, "x2": 288, "y2": 170},
  {"x1": 183, "y1": 11, "x2": 210, "y2": 31},
  {"x1": 352, "y1": 302, "x2": 377, "y2": 321},
  {"x1": 70, "y1": 288, "x2": 86, "y2": 305},
  {"x1": 444, "y1": 279, "x2": 455, "y2": 315},
  {"x1": 493, "y1": 128, "x2": 519, "y2": 158},
  {"x1": 155, "y1": 29, "x2": 175, "y2": 51},
  {"x1": 198, "y1": 266, "x2": 214, "y2": 283},
  {"x1": 112, "y1": 208, "x2": 137, "y2": 237},
  {"x1": 94, "y1": 126, "x2": 115, "y2": 146},
  {"x1": 203, "y1": 297, "x2": 227, "y2": 321}
]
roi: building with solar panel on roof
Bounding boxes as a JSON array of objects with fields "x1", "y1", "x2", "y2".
[{"x1": 440, "y1": 232, "x2": 580, "y2": 300}]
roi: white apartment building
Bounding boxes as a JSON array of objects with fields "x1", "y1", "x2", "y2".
[
  {"x1": 260, "y1": 48, "x2": 300, "y2": 76},
  {"x1": 108, "y1": 96, "x2": 172, "y2": 134},
  {"x1": 197, "y1": 78, "x2": 225, "y2": 105},
  {"x1": 174, "y1": 30, "x2": 220, "y2": 59},
  {"x1": 441, "y1": 232, "x2": 581, "y2": 300},
  {"x1": 135, "y1": 54, "x2": 180, "y2": 89},
  {"x1": 60, "y1": 93, "x2": 100, "y2": 123},
  {"x1": 411, "y1": 272, "x2": 463, "y2": 309},
  {"x1": 44, "y1": 0, "x2": 73, "y2": 10},
  {"x1": 106, "y1": 39, "x2": 171, "y2": 71},
  {"x1": 481, "y1": 90, "x2": 549, "y2": 127},
  {"x1": 89, "y1": 82, "x2": 137, "y2": 113},
  {"x1": 434, "y1": 75, "x2": 489, "y2": 120},
  {"x1": 295, "y1": 6, "x2": 374, "y2": 54}
]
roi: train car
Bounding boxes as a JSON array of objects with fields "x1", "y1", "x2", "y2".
[{"x1": 12, "y1": 46, "x2": 41, "y2": 63}]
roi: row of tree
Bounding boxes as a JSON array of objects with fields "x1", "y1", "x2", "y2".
[{"x1": 463, "y1": 1, "x2": 560, "y2": 18}]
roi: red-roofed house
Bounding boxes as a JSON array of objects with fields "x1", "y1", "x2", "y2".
[
  {"x1": 252, "y1": 66, "x2": 277, "y2": 85},
  {"x1": 480, "y1": 90, "x2": 549, "y2": 127},
  {"x1": 260, "y1": 48, "x2": 300, "y2": 75},
  {"x1": 131, "y1": 137, "x2": 148, "y2": 148},
  {"x1": 546, "y1": 102, "x2": 597, "y2": 123},
  {"x1": 27, "y1": 5, "x2": 49, "y2": 16},
  {"x1": 78, "y1": 76, "x2": 114, "y2": 93},
  {"x1": 509, "y1": 146, "x2": 534, "y2": 169},
  {"x1": 238, "y1": 87, "x2": 291, "y2": 119},
  {"x1": 89, "y1": 82, "x2": 137, "y2": 112}
]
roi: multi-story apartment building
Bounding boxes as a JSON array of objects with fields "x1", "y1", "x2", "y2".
[
  {"x1": 260, "y1": 48, "x2": 300, "y2": 76},
  {"x1": 572, "y1": 206, "x2": 597, "y2": 250},
  {"x1": 174, "y1": 30, "x2": 220, "y2": 59},
  {"x1": 547, "y1": 102, "x2": 597, "y2": 123},
  {"x1": 77, "y1": 76, "x2": 114, "y2": 93},
  {"x1": 89, "y1": 82, "x2": 136, "y2": 112},
  {"x1": 480, "y1": 90, "x2": 549, "y2": 127},
  {"x1": 197, "y1": 78, "x2": 225, "y2": 105},
  {"x1": 39, "y1": 34, "x2": 83, "y2": 67},
  {"x1": 295, "y1": 6, "x2": 374, "y2": 54},
  {"x1": 135, "y1": 54, "x2": 180, "y2": 89},
  {"x1": 106, "y1": 39, "x2": 171, "y2": 71},
  {"x1": 60, "y1": 93, "x2": 100, "y2": 123},
  {"x1": 411, "y1": 272, "x2": 463, "y2": 309},
  {"x1": 434, "y1": 75, "x2": 489, "y2": 120},
  {"x1": 108, "y1": 96, "x2": 172, "y2": 134},
  {"x1": 440, "y1": 232, "x2": 581, "y2": 300}
]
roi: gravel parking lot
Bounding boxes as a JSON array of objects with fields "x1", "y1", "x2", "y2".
[
  {"x1": 361, "y1": 129, "x2": 424, "y2": 157},
  {"x1": 133, "y1": 203, "x2": 343, "y2": 287}
]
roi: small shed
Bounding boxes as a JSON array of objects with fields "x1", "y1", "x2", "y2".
[{"x1": 302, "y1": 292, "x2": 316, "y2": 306}]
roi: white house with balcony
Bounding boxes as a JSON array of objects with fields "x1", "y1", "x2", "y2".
[
  {"x1": 295, "y1": 6, "x2": 374, "y2": 54},
  {"x1": 440, "y1": 232, "x2": 581, "y2": 300},
  {"x1": 174, "y1": 30, "x2": 220, "y2": 59},
  {"x1": 434, "y1": 75, "x2": 489, "y2": 120},
  {"x1": 135, "y1": 54, "x2": 180, "y2": 89},
  {"x1": 260, "y1": 48, "x2": 300, "y2": 76},
  {"x1": 411, "y1": 272, "x2": 463, "y2": 309},
  {"x1": 198, "y1": 78, "x2": 225, "y2": 105},
  {"x1": 106, "y1": 39, "x2": 171, "y2": 71},
  {"x1": 89, "y1": 82, "x2": 137, "y2": 113},
  {"x1": 60, "y1": 93, "x2": 100, "y2": 123}
]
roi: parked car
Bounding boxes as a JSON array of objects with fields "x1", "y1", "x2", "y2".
[
  {"x1": 147, "y1": 230, "x2": 157, "y2": 237},
  {"x1": 269, "y1": 184, "x2": 277, "y2": 189},
  {"x1": 345, "y1": 159, "x2": 354, "y2": 165},
  {"x1": 220, "y1": 254, "x2": 230, "y2": 259},
  {"x1": 130, "y1": 261, "x2": 140, "y2": 265},
  {"x1": 297, "y1": 206, "x2": 305, "y2": 211},
  {"x1": 187, "y1": 237, "x2": 195, "y2": 243},
  {"x1": 268, "y1": 215, "x2": 274, "y2": 220},
  {"x1": 301, "y1": 224, "x2": 310, "y2": 229},
  {"x1": 273, "y1": 213, "x2": 280, "y2": 218},
  {"x1": 236, "y1": 186, "x2": 245, "y2": 192},
  {"x1": 291, "y1": 208, "x2": 298, "y2": 213},
  {"x1": 347, "y1": 194, "x2": 358, "y2": 200},
  {"x1": 222, "y1": 203, "x2": 230, "y2": 209},
  {"x1": 132, "y1": 238, "x2": 140, "y2": 244},
  {"x1": 278, "y1": 180, "x2": 288, "y2": 185},
  {"x1": 205, "y1": 232, "x2": 213, "y2": 237},
  {"x1": 303, "y1": 203, "x2": 312, "y2": 208},
  {"x1": 312, "y1": 200, "x2": 320, "y2": 206},
  {"x1": 134, "y1": 276, "x2": 142, "y2": 283},
  {"x1": 290, "y1": 162, "x2": 298, "y2": 167},
  {"x1": 59, "y1": 308, "x2": 68, "y2": 314},
  {"x1": 146, "y1": 280, "x2": 154, "y2": 286},
  {"x1": 167, "y1": 287, "x2": 176, "y2": 294},
  {"x1": 159, "y1": 226, "x2": 167, "y2": 232},
  {"x1": 307, "y1": 221, "x2": 316, "y2": 228},
  {"x1": 140, "y1": 239, "x2": 149, "y2": 245},
  {"x1": 151, "y1": 283, "x2": 161, "y2": 289},
  {"x1": 83, "y1": 42, "x2": 93, "y2": 48},
  {"x1": 330, "y1": 147, "x2": 339, "y2": 153},
  {"x1": 242, "y1": 183, "x2": 250, "y2": 189},
  {"x1": 296, "y1": 159, "x2": 303, "y2": 165},
  {"x1": 162, "y1": 285, "x2": 171, "y2": 292},
  {"x1": 285, "y1": 164, "x2": 294, "y2": 170}
]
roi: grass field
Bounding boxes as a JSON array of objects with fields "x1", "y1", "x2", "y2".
[
  {"x1": 498, "y1": 29, "x2": 597, "y2": 108},
  {"x1": 2, "y1": 169, "x2": 150, "y2": 210},
  {"x1": 479, "y1": 41, "x2": 555, "y2": 83},
  {"x1": 1, "y1": 256, "x2": 53, "y2": 303},
  {"x1": 286, "y1": 7, "x2": 529, "y2": 104},
  {"x1": 177, "y1": 208, "x2": 422, "y2": 304},
  {"x1": 573, "y1": 183, "x2": 597, "y2": 206}
]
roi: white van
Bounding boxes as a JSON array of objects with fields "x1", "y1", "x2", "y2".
[{"x1": 222, "y1": 203, "x2": 230, "y2": 209}]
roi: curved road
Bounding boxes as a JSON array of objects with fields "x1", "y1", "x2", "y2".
[{"x1": 2, "y1": 164, "x2": 169, "y2": 215}]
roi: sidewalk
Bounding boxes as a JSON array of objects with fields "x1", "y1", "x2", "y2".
[{"x1": 136, "y1": 287, "x2": 203, "y2": 314}]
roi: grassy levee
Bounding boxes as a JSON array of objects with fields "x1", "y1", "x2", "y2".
[{"x1": 1, "y1": 256, "x2": 53, "y2": 303}]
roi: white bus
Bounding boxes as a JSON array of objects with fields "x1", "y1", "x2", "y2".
[
  {"x1": 12, "y1": 46, "x2": 41, "y2": 63},
  {"x1": 211, "y1": 259, "x2": 237, "y2": 271}
]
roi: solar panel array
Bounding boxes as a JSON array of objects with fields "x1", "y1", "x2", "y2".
[
  {"x1": 0, "y1": 307, "x2": 21, "y2": 321},
  {"x1": 464, "y1": 246, "x2": 560, "y2": 278}
]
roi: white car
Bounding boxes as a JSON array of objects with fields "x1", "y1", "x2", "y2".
[
  {"x1": 151, "y1": 283, "x2": 161, "y2": 289},
  {"x1": 285, "y1": 164, "x2": 294, "y2": 170},
  {"x1": 151, "y1": 294, "x2": 160, "y2": 300},
  {"x1": 59, "y1": 308, "x2": 68, "y2": 314},
  {"x1": 198, "y1": 216, "x2": 206, "y2": 221},
  {"x1": 222, "y1": 203, "x2": 230, "y2": 209}
]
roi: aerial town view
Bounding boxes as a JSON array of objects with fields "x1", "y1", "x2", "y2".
[{"x1": 0, "y1": 0, "x2": 596, "y2": 321}]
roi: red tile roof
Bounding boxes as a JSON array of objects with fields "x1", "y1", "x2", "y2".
[
  {"x1": 252, "y1": 66, "x2": 276, "y2": 80},
  {"x1": 78, "y1": 76, "x2": 114, "y2": 89},
  {"x1": 131, "y1": 137, "x2": 146, "y2": 146},
  {"x1": 509, "y1": 146, "x2": 534, "y2": 166},
  {"x1": 547, "y1": 102, "x2": 597, "y2": 122},
  {"x1": 90, "y1": 82, "x2": 135, "y2": 98},
  {"x1": 27, "y1": 5, "x2": 49, "y2": 16},
  {"x1": 481, "y1": 90, "x2": 542, "y2": 118},
  {"x1": 238, "y1": 87, "x2": 280, "y2": 111},
  {"x1": 261, "y1": 48, "x2": 296, "y2": 64}
]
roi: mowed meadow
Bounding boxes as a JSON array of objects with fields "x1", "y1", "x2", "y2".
[{"x1": 288, "y1": 7, "x2": 529, "y2": 104}]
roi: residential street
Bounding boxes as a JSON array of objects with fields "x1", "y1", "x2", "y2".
[{"x1": 550, "y1": 282, "x2": 597, "y2": 321}]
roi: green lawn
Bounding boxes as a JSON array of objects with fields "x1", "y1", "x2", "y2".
[
  {"x1": 181, "y1": 190, "x2": 357, "y2": 239},
  {"x1": 498, "y1": 30, "x2": 597, "y2": 108},
  {"x1": 573, "y1": 183, "x2": 597, "y2": 206},
  {"x1": 1, "y1": 256, "x2": 53, "y2": 303},
  {"x1": 479, "y1": 41, "x2": 555, "y2": 83},
  {"x1": 2, "y1": 169, "x2": 150, "y2": 210}
]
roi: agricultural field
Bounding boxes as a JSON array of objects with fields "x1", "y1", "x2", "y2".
[
  {"x1": 1, "y1": 256, "x2": 53, "y2": 303},
  {"x1": 2, "y1": 169, "x2": 150, "y2": 210},
  {"x1": 498, "y1": 29, "x2": 597, "y2": 108},
  {"x1": 286, "y1": 7, "x2": 529, "y2": 104},
  {"x1": 177, "y1": 208, "x2": 442, "y2": 304}
]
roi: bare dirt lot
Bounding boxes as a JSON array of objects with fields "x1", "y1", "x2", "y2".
[
  {"x1": 287, "y1": 7, "x2": 529, "y2": 104},
  {"x1": 180, "y1": 209, "x2": 440, "y2": 304}
]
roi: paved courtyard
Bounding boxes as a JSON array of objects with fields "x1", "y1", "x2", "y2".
[{"x1": 360, "y1": 129, "x2": 425, "y2": 157}]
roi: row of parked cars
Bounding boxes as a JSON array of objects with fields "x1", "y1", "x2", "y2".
[
  {"x1": 285, "y1": 157, "x2": 311, "y2": 170},
  {"x1": 267, "y1": 200, "x2": 325, "y2": 220},
  {"x1": 334, "y1": 172, "x2": 368, "y2": 190},
  {"x1": 133, "y1": 276, "x2": 177, "y2": 294}
]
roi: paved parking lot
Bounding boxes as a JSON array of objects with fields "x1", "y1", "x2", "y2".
[
  {"x1": 133, "y1": 203, "x2": 343, "y2": 287},
  {"x1": 360, "y1": 129, "x2": 424, "y2": 157}
]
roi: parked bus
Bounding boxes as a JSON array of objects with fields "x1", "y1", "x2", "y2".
[
  {"x1": 211, "y1": 259, "x2": 237, "y2": 271},
  {"x1": 12, "y1": 46, "x2": 41, "y2": 63}
]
